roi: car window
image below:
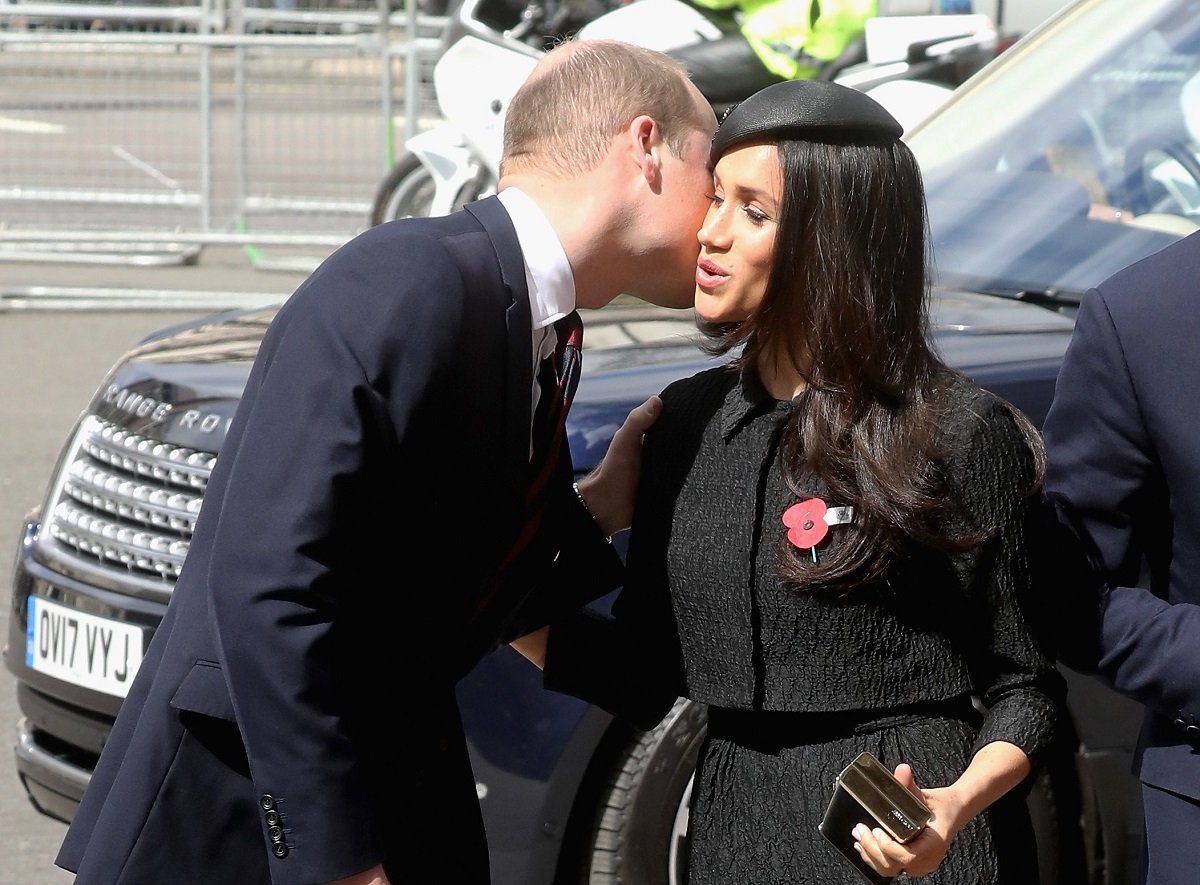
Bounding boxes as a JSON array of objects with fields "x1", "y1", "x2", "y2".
[{"x1": 908, "y1": 0, "x2": 1200, "y2": 300}]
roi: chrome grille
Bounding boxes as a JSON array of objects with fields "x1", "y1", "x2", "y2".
[{"x1": 44, "y1": 415, "x2": 216, "y2": 581}]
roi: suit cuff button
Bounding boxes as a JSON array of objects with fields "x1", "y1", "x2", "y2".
[{"x1": 272, "y1": 843, "x2": 289, "y2": 859}]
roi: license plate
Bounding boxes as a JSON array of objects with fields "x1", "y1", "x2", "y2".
[{"x1": 26, "y1": 596, "x2": 144, "y2": 698}]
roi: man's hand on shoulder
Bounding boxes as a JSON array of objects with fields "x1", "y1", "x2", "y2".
[{"x1": 576, "y1": 395, "x2": 662, "y2": 537}]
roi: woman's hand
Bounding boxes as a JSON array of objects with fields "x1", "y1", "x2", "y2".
[
  {"x1": 853, "y1": 742, "x2": 1032, "y2": 878},
  {"x1": 851, "y1": 764, "x2": 970, "y2": 878}
]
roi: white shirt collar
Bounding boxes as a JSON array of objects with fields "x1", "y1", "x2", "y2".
[{"x1": 497, "y1": 187, "x2": 576, "y2": 361}]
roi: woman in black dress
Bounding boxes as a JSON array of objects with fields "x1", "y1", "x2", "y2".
[{"x1": 517, "y1": 78, "x2": 1064, "y2": 884}]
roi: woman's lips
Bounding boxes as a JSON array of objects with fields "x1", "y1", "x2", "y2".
[{"x1": 696, "y1": 258, "x2": 728, "y2": 288}]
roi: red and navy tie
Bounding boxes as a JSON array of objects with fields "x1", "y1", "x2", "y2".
[
  {"x1": 505, "y1": 309, "x2": 584, "y2": 567},
  {"x1": 466, "y1": 310, "x2": 585, "y2": 648}
]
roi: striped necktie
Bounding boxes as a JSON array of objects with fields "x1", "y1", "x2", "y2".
[
  {"x1": 506, "y1": 309, "x2": 584, "y2": 566},
  {"x1": 531, "y1": 311, "x2": 583, "y2": 462},
  {"x1": 468, "y1": 310, "x2": 584, "y2": 637}
]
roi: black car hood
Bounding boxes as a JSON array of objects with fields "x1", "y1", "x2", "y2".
[
  {"x1": 90, "y1": 291, "x2": 1074, "y2": 458},
  {"x1": 91, "y1": 307, "x2": 274, "y2": 452},
  {"x1": 577, "y1": 288, "x2": 1073, "y2": 405}
]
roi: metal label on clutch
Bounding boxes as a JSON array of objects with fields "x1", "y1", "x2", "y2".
[{"x1": 835, "y1": 751, "x2": 932, "y2": 843}]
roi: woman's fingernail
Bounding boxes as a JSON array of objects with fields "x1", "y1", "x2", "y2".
[{"x1": 873, "y1": 828, "x2": 886, "y2": 841}]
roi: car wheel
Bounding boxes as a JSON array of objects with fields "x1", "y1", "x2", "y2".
[{"x1": 585, "y1": 699, "x2": 706, "y2": 885}]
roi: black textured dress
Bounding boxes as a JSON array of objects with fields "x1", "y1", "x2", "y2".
[{"x1": 544, "y1": 367, "x2": 1064, "y2": 885}]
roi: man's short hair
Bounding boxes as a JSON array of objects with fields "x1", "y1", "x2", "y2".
[{"x1": 501, "y1": 38, "x2": 701, "y2": 178}]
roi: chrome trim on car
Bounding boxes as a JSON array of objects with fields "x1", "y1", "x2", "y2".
[{"x1": 39, "y1": 414, "x2": 214, "y2": 585}]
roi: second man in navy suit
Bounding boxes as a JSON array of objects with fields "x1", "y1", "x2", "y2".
[{"x1": 1043, "y1": 229, "x2": 1200, "y2": 885}]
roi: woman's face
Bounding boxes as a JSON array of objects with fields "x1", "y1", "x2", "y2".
[{"x1": 694, "y1": 142, "x2": 781, "y2": 324}]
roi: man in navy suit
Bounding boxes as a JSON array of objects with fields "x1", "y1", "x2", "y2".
[
  {"x1": 56, "y1": 38, "x2": 717, "y2": 885},
  {"x1": 1042, "y1": 229, "x2": 1200, "y2": 885}
]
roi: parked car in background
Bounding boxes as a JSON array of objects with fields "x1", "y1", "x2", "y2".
[{"x1": 7, "y1": 0, "x2": 1200, "y2": 882}]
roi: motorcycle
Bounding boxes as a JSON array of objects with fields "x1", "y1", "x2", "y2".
[{"x1": 370, "y1": 0, "x2": 998, "y2": 224}]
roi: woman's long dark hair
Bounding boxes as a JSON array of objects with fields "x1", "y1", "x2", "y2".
[{"x1": 698, "y1": 135, "x2": 1041, "y2": 590}]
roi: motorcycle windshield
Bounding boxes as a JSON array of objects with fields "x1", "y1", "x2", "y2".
[{"x1": 908, "y1": 0, "x2": 1200, "y2": 304}]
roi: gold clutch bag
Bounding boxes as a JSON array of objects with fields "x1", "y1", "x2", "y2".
[{"x1": 817, "y1": 752, "x2": 932, "y2": 885}]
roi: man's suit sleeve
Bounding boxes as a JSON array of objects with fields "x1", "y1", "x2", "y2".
[
  {"x1": 541, "y1": 407, "x2": 687, "y2": 732},
  {"x1": 1043, "y1": 286, "x2": 1200, "y2": 721},
  {"x1": 201, "y1": 235, "x2": 472, "y2": 883},
  {"x1": 496, "y1": 478, "x2": 625, "y2": 646}
]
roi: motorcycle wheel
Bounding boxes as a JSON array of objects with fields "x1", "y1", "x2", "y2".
[
  {"x1": 579, "y1": 700, "x2": 1092, "y2": 885},
  {"x1": 368, "y1": 153, "x2": 494, "y2": 226}
]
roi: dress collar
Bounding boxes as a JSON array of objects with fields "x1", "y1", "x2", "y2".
[{"x1": 717, "y1": 367, "x2": 794, "y2": 441}]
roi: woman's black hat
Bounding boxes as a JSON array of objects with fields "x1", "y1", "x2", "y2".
[{"x1": 711, "y1": 79, "x2": 904, "y2": 166}]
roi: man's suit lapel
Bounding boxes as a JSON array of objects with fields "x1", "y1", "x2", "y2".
[{"x1": 466, "y1": 196, "x2": 536, "y2": 483}]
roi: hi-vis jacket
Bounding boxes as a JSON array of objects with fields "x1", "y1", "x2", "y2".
[{"x1": 692, "y1": 0, "x2": 877, "y2": 80}]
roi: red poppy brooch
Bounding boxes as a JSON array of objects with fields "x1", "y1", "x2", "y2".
[{"x1": 781, "y1": 497, "x2": 855, "y2": 563}]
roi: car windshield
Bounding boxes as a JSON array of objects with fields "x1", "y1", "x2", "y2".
[{"x1": 908, "y1": 0, "x2": 1200, "y2": 302}]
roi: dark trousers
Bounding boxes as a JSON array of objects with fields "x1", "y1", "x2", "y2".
[{"x1": 1139, "y1": 781, "x2": 1200, "y2": 884}]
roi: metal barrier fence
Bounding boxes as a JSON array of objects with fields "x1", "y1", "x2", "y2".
[{"x1": 0, "y1": 0, "x2": 446, "y2": 270}]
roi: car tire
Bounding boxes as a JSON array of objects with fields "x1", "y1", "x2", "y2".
[
  {"x1": 585, "y1": 698, "x2": 706, "y2": 885},
  {"x1": 582, "y1": 701, "x2": 1094, "y2": 885}
]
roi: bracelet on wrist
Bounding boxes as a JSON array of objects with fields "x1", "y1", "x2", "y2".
[{"x1": 573, "y1": 481, "x2": 612, "y2": 543}]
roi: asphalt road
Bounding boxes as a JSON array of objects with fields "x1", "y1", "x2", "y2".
[{"x1": 0, "y1": 248, "x2": 312, "y2": 885}]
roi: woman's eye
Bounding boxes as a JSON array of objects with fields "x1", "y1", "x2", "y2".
[
  {"x1": 744, "y1": 206, "x2": 769, "y2": 224},
  {"x1": 706, "y1": 193, "x2": 724, "y2": 206}
]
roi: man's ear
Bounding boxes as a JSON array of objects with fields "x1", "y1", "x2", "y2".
[{"x1": 627, "y1": 114, "x2": 664, "y2": 186}]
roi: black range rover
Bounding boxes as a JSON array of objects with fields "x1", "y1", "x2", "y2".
[
  {"x1": 4, "y1": 292, "x2": 1131, "y2": 885},
  {"x1": 9, "y1": 1, "x2": 1200, "y2": 881}
]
